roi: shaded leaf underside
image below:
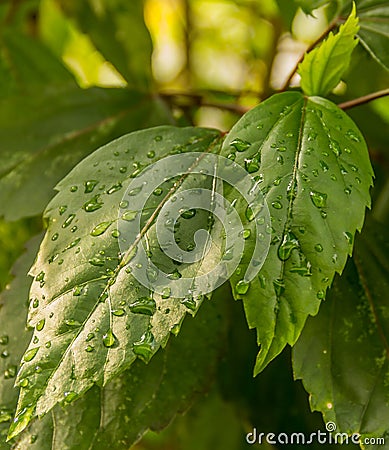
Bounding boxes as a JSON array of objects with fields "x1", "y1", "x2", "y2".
[{"x1": 293, "y1": 219, "x2": 389, "y2": 444}]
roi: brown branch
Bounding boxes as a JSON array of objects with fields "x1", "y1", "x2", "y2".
[
  {"x1": 338, "y1": 88, "x2": 389, "y2": 110},
  {"x1": 279, "y1": 21, "x2": 337, "y2": 92},
  {"x1": 159, "y1": 92, "x2": 250, "y2": 115}
]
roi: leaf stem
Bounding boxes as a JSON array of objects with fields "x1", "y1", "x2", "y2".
[{"x1": 338, "y1": 88, "x2": 389, "y2": 110}]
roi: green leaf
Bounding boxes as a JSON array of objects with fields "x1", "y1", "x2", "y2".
[
  {"x1": 293, "y1": 219, "x2": 389, "y2": 444},
  {"x1": 356, "y1": 0, "x2": 389, "y2": 70},
  {"x1": 12, "y1": 283, "x2": 228, "y2": 449},
  {"x1": 9, "y1": 126, "x2": 222, "y2": 439},
  {"x1": 0, "y1": 236, "x2": 41, "y2": 449},
  {"x1": 55, "y1": 0, "x2": 152, "y2": 87},
  {"x1": 298, "y1": 4, "x2": 359, "y2": 96},
  {"x1": 221, "y1": 91, "x2": 373, "y2": 374},
  {"x1": 0, "y1": 86, "x2": 173, "y2": 220},
  {"x1": 0, "y1": 30, "x2": 75, "y2": 95}
]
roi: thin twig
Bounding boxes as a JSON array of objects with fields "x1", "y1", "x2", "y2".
[
  {"x1": 338, "y1": 88, "x2": 389, "y2": 110},
  {"x1": 159, "y1": 92, "x2": 250, "y2": 115}
]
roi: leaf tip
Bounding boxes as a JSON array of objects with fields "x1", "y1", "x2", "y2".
[{"x1": 6, "y1": 405, "x2": 35, "y2": 442}]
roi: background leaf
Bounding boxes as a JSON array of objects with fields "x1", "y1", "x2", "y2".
[
  {"x1": 293, "y1": 219, "x2": 389, "y2": 444},
  {"x1": 9, "y1": 126, "x2": 222, "y2": 439},
  {"x1": 11, "y1": 284, "x2": 228, "y2": 450},
  {"x1": 221, "y1": 91, "x2": 373, "y2": 374},
  {"x1": 0, "y1": 236, "x2": 41, "y2": 449},
  {"x1": 0, "y1": 87, "x2": 173, "y2": 221},
  {"x1": 298, "y1": 4, "x2": 359, "y2": 96},
  {"x1": 55, "y1": 0, "x2": 152, "y2": 87}
]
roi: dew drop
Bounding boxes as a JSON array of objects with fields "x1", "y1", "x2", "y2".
[
  {"x1": 153, "y1": 187, "x2": 163, "y2": 196},
  {"x1": 346, "y1": 129, "x2": 360, "y2": 142},
  {"x1": 245, "y1": 202, "x2": 262, "y2": 221},
  {"x1": 63, "y1": 238, "x2": 81, "y2": 252},
  {"x1": 36, "y1": 319, "x2": 45, "y2": 332},
  {"x1": 84, "y1": 180, "x2": 98, "y2": 193},
  {"x1": 315, "y1": 244, "x2": 323, "y2": 252},
  {"x1": 129, "y1": 297, "x2": 156, "y2": 315},
  {"x1": 147, "y1": 150, "x2": 155, "y2": 158},
  {"x1": 310, "y1": 191, "x2": 327, "y2": 208},
  {"x1": 83, "y1": 196, "x2": 103, "y2": 213},
  {"x1": 62, "y1": 214, "x2": 76, "y2": 228},
  {"x1": 168, "y1": 269, "x2": 182, "y2": 280},
  {"x1": 89, "y1": 257, "x2": 105, "y2": 266},
  {"x1": 271, "y1": 201, "x2": 282, "y2": 209},
  {"x1": 111, "y1": 229, "x2": 120, "y2": 238},
  {"x1": 51, "y1": 233, "x2": 59, "y2": 241},
  {"x1": 90, "y1": 221, "x2": 112, "y2": 236},
  {"x1": 241, "y1": 229, "x2": 251, "y2": 240},
  {"x1": 19, "y1": 378, "x2": 29, "y2": 388},
  {"x1": 112, "y1": 308, "x2": 125, "y2": 317},
  {"x1": 103, "y1": 329, "x2": 116, "y2": 348},
  {"x1": 230, "y1": 138, "x2": 251, "y2": 152},
  {"x1": 182, "y1": 296, "x2": 197, "y2": 311},
  {"x1": 65, "y1": 319, "x2": 81, "y2": 327},
  {"x1": 23, "y1": 347, "x2": 39, "y2": 362},
  {"x1": 319, "y1": 160, "x2": 329, "y2": 172},
  {"x1": 278, "y1": 231, "x2": 299, "y2": 261},
  {"x1": 245, "y1": 157, "x2": 260, "y2": 173},
  {"x1": 181, "y1": 209, "x2": 196, "y2": 219},
  {"x1": 107, "y1": 183, "x2": 122, "y2": 195},
  {"x1": 128, "y1": 186, "x2": 143, "y2": 196},
  {"x1": 329, "y1": 139, "x2": 341, "y2": 156},
  {"x1": 122, "y1": 211, "x2": 138, "y2": 221},
  {"x1": 276, "y1": 155, "x2": 284, "y2": 165},
  {"x1": 0, "y1": 335, "x2": 9, "y2": 345},
  {"x1": 86, "y1": 333, "x2": 95, "y2": 342},
  {"x1": 317, "y1": 290, "x2": 325, "y2": 300},
  {"x1": 161, "y1": 287, "x2": 171, "y2": 299},
  {"x1": 132, "y1": 330, "x2": 156, "y2": 363},
  {"x1": 85, "y1": 345, "x2": 94, "y2": 352},
  {"x1": 64, "y1": 391, "x2": 78, "y2": 404},
  {"x1": 235, "y1": 280, "x2": 250, "y2": 295},
  {"x1": 344, "y1": 231, "x2": 353, "y2": 245},
  {"x1": 59, "y1": 205, "x2": 67, "y2": 215}
]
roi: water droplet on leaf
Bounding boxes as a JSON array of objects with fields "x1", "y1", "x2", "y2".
[
  {"x1": 23, "y1": 347, "x2": 39, "y2": 362},
  {"x1": 129, "y1": 297, "x2": 156, "y2": 315},
  {"x1": 103, "y1": 329, "x2": 116, "y2": 348}
]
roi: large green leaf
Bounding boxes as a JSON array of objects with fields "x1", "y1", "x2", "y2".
[
  {"x1": 221, "y1": 91, "x2": 373, "y2": 374},
  {"x1": 11, "y1": 287, "x2": 228, "y2": 449},
  {"x1": 55, "y1": 0, "x2": 152, "y2": 87},
  {"x1": 298, "y1": 4, "x2": 359, "y2": 96},
  {"x1": 293, "y1": 220, "x2": 389, "y2": 446},
  {"x1": 0, "y1": 236, "x2": 40, "y2": 449},
  {"x1": 0, "y1": 86, "x2": 172, "y2": 220},
  {"x1": 8, "y1": 126, "x2": 223, "y2": 439}
]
